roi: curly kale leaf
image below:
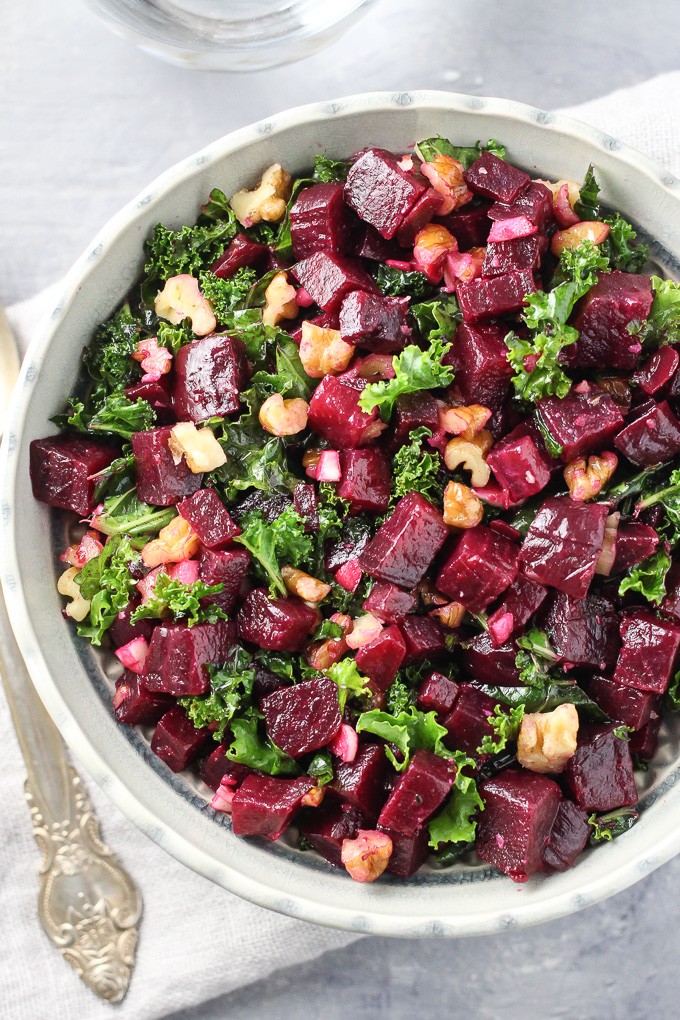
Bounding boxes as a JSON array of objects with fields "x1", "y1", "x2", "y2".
[
  {"x1": 409, "y1": 294, "x2": 460, "y2": 344},
  {"x1": 179, "y1": 651, "x2": 256, "y2": 742},
  {"x1": 130, "y1": 573, "x2": 227, "y2": 627},
  {"x1": 355, "y1": 704, "x2": 449, "y2": 771},
  {"x1": 74, "y1": 536, "x2": 140, "y2": 645},
  {"x1": 358, "y1": 336, "x2": 454, "y2": 421},
  {"x1": 574, "y1": 164, "x2": 600, "y2": 220},
  {"x1": 588, "y1": 807, "x2": 639, "y2": 845},
  {"x1": 618, "y1": 549, "x2": 671, "y2": 605},
  {"x1": 638, "y1": 276, "x2": 680, "y2": 348},
  {"x1": 55, "y1": 393, "x2": 156, "y2": 441},
  {"x1": 391, "y1": 426, "x2": 443, "y2": 506},
  {"x1": 373, "y1": 264, "x2": 436, "y2": 300},
  {"x1": 326, "y1": 658, "x2": 371, "y2": 713},
  {"x1": 235, "y1": 506, "x2": 313, "y2": 596},
  {"x1": 144, "y1": 198, "x2": 239, "y2": 281},
  {"x1": 198, "y1": 267, "x2": 257, "y2": 325},
  {"x1": 313, "y1": 154, "x2": 351, "y2": 183},
  {"x1": 477, "y1": 703, "x2": 525, "y2": 755},
  {"x1": 415, "y1": 136, "x2": 506, "y2": 169},
  {"x1": 427, "y1": 753, "x2": 484, "y2": 849},
  {"x1": 226, "y1": 708, "x2": 299, "y2": 776},
  {"x1": 602, "y1": 213, "x2": 648, "y2": 273},
  {"x1": 82, "y1": 303, "x2": 144, "y2": 392}
]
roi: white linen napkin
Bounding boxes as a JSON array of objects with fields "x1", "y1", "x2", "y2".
[{"x1": 3, "y1": 71, "x2": 680, "y2": 1020}]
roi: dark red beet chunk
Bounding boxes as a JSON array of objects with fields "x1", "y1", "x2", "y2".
[
  {"x1": 291, "y1": 251, "x2": 378, "y2": 312},
  {"x1": 358, "y1": 492, "x2": 449, "y2": 588},
  {"x1": 486, "y1": 433, "x2": 551, "y2": 503},
  {"x1": 542, "y1": 590, "x2": 619, "y2": 670},
  {"x1": 211, "y1": 233, "x2": 267, "y2": 278},
  {"x1": 614, "y1": 400, "x2": 680, "y2": 467},
  {"x1": 378, "y1": 824, "x2": 430, "y2": 877},
  {"x1": 125, "y1": 377, "x2": 174, "y2": 417},
  {"x1": 300, "y1": 802, "x2": 364, "y2": 866},
  {"x1": 612, "y1": 523, "x2": 659, "y2": 573},
  {"x1": 338, "y1": 448, "x2": 391, "y2": 514},
  {"x1": 30, "y1": 436, "x2": 118, "y2": 516},
  {"x1": 662, "y1": 562, "x2": 680, "y2": 622},
  {"x1": 131, "y1": 425, "x2": 203, "y2": 506},
  {"x1": 444, "y1": 685, "x2": 497, "y2": 755},
  {"x1": 400, "y1": 615, "x2": 447, "y2": 663},
  {"x1": 564, "y1": 726, "x2": 638, "y2": 812},
  {"x1": 177, "y1": 487, "x2": 240, "y2": 548},
  {"x1": 108, "y1": 600, "x2": 156, "y2": 648},
  {"x1": 237, "y1": 588, "x2": 318, "y2": 653},
  {"x1": 629, "y1": 714, "x2": 661, "y2": 760},
  {"x1": 476, "y1": 770, "x2": 562, "y2": 882},
  {"x1": 436, "y1": 525, "x2": 519, "y2": 612},
  {"x1": 113, "y1": 671, "x2": 172, "y2": 726},
  {"x1": 519, "y1": 496, "x2": 609, "y2": 599},
  {"x1": 363, "y1": 582, "x2": 417, "y2": 624},
  {"x1": 293, "y1": 482, "x2": 319, "y2": 533},
  {"x1": 389, "y1": 391, "x2": 440, "y2": 450},
  {"x1": 568, "y1": 271, "x2": 653, "y2": 370},
  {"x1": 151, "y1": 707, "x2": 212, "y2": 773},
  {"x1": 339, "y1": 290, "x2": 410, "y2": 352},
  {"x1": 199, "y1": 547, "x2": 251, "y2": 612},
  {"x1": 289, "y1": 183, "x2": 351, "y2": 260},
  {"x1": 444, "y1": 322, "x2": 513, "y2": 412},
  {"x1": 417, "y1": 672, "x2": 460, "y2": 715},
  {"x1": 483, "y1": 235, "x2": 546, "y2": 278},
  {"x1": 537, "y1": 386, "x2": 624, "y2": 462},
  {"x1": 587, "y1": 674, "x2": 656, "y2": 730},
  {"x1": 464, "y1": 151, "x2": 531, "y2": 204},
  {"x1": 437, "y1": 200, "x2": 492, "y2": 249},
  {"x1": 457, "y1": 270, "x2": 537, "y2": 324},
  {"x1": 344, "y1": 147, "x2": 427, "y2": 239},
  {"x1": 612, "y1": 609, "x2": 680, "y2": 694},
  {"x1": 634, "y1": 345, "x2": 680, "y2": 395},
  {"x1": 487, "y1": 576, "x2": 548, "y2": 647},
  {"x1": 231, "y1": 775, "x2": 314, "y2": 840},
  {"x1": 395, "y1": 187, "x2": 444, "y2": 245},
  {"x1": 463, "y1": 632, "x2": 520, "y2": 685},
  {"x1": 143, "y1": 619, "x2": 235, "y2": 696},
  {"x1": 331, "y1": 743, "x2": 391, "y2": 823},
  {"x1": 348, "y1": 221, "x2": 404, "y2": 262},
  {"x1": 355, "y1": 625, "x2": 407, "y2": 692},
  {"x1": 377, "y1": 749, "x2": 455, "y2": 837},
  {"x1": 260, "y1": 677, "x2": 341, "y2": 757},
  {"x1": 488, "y1": 182, "x2": 554, "y2": 232},
  {"x1": 198, "y1": 744, "x2": 253, "y2": 792},
  {"x1": 541, "y1": 800, "x2": 590, "y2": 873},
  {"x1": 173, "y1": 333, "x2": 250, "y2": 422},
  {"x1": 307, "y1": 374, "x2": 381, "y2": 448}
]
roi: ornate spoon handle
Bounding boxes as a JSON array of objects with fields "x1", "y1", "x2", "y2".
[{"x1": 0, "y1": 588, "x2": 142, "y2": 1002}]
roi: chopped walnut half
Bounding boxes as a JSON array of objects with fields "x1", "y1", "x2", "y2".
[
  {"x1": 259, "y1": 393, "x2": 308, "y2": 436},
  {"x1": 564, "y1": 451, "x2": 618, "y2": 501},
  {"x1": 154, "y1": 274, "x2": 216, "y2": 336},
  {"x1": 431, "y1": 601, "x2": 466, "y2": 629},
  {"x1": 169, "y1": 421, "x2": 227, "y2": 473},
  {"x1": 444, "y1": 430, "x2": 493, "y2": 487},
  {"x1": 141, "y1": 515, "x2": 200, "y2": 568},
  {"x1": 281, "y1": 565, "x2": 330, "y2": 603},
  {"x1": 420, "y1": 154, "x2": 472, "y2": 214},
  {"x1": 551, "y1": 220, "x2": 610, "y2": 257},
  {"x1": 341, "y1": 829, "x2": 393, "y2": 883},
  {"x1": 262, "y1": 271, "x2": 299, "y2": 328},
  {"x1": 57, "y1": 567, "x2": 91, "y2": 622},
  {"x1": 517, "y1": 704, "x2": 579, "y2": 774},
  {"x1": 412, "y1": 223, "x2": 458, "y2": 282},
  {"x1": 299, "y1": 321, "x2": 354, "y2": 379},
  {"x1": 439, "y1": 403, "x2": 492, "y2": 438},
  {"x1": 443, "y1": 480, "x2": 484, "y2": 529},
  {"x1": 229, "y1": 163, "x2": 293, "y2": 227},
  {"x1": 301, "y1": 786, "x2": 326, "y2": 808}
]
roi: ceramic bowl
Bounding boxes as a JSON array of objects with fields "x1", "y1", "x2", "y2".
[{"x1": 4, "y1": 91, "x2": 680, "y2": 938}]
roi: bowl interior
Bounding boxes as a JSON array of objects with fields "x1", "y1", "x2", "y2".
[{"x1": 5, "y1": 91, "x2": 680, "y2": 936}]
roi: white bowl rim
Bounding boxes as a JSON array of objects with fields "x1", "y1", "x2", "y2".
[{"x1": 4, "y1": 89, "x2": 680, "y2": 938}]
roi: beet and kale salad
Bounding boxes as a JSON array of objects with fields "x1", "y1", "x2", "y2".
[{"x1": 29, "y1": 136, "x2": 680, "y2": 884}]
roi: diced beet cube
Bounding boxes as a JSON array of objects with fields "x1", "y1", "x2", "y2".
[
  {"x1": 307, "y1": 374, "x2": 381, "y2": 448},
  {"x1": 337, "y1": 448, "x2": 391, "y2": 514},
  {"x1": 293, "y1": 482, "x2": 319, "y2": 533},
  {"x1": 125, "y1": 377, "x2": 174, "y2": 417},
  {"x1": 331, "y1": 743, "x2": 391, "y2": 823},
  {"x1": 483, "y1": 235, "x2": 546, "y2": 277},
  {"x1": 177, "y1": 487, "x2": 240, "y2": 548},
  {"x1": 437, "y1": 200, "x2": 492, "y2": 249},
  {"x1": 173, "y1": 333, "x2": 250, "y2": 422},
  {"x1": 291, "y1": 251, "x2": 378, "y2": 312},
  {"x1": 355, "y1": 625, "x2": 407, "y2": 692},
  {"x1": 395, "y1": 188, "x2": 444, "y2": 245},
  {"x1": 252, "y1": 664, "x2": 293, "y2": 702},
  {"x1": 536, "y1": 386, "x2": 624, "y2": 462},
  {"x1": 400, "y1": 615, "x2": 447, "y2": 663},
  {"x1": 614, "y1": 399, "x2": 680, "y2": 467},
  {"x1": 634, "y1": 345, "x2": 680, "y2": 395},
  {"x1": 151, "y1": 706, "x2": 212, "y2": 773},
  {"x1": 436, "y1": 525, "x2": 519, "y2": 612},
  {"x1": 541, "y1": 800, "x2": 590, "y2": 873},
  {"x1": 378, "y1": 824, "x2": 430, "y2": 877},
  {"x1": 564, "y1": 726, "x2": 638, "y2": 812},
  {"x1": 662, "y1": 562, "x2": 680, "y2": 622},
  {"x1": 339, "y1": 290, "x2": 410, "y2": 353},
  {"x1": 444, "y1": 322, "x2": 513, "y2": 412},
  {"x1": 211, "y1": 233, "x2": 267, "y2": 278},
  {"x1": 348, "y1": 221, "x2": 404, "y2": 262},
  {"x1": 612, "y1": 522, "x2": 659, "y2": 573},
  {"x1": 199, "y1": 547, "x2": 251, "y2": 612},
  {"x1": 237, "y1": 588, "x2": 318, "y2": 653},
  {"x1": 487, "y1": 576, "x2": 548, "y2": 647},
  {"x1": 289, "y1": 183, "x2": 351, "y2": 261},
  {"x1": 542, "y1": 590, "x2": 619, "y2": 670},
  {"x1": 143, "y1": 619, "x2": 235, "y2": 696},
  {"x1": 464, "y1": 152, "x2": 531, "y2": 204},
  {"x1": 389, "y1": 391, "x2": 440, "y2": 450},
  {"x1": 488, "y1": 182, "x2": 554, "y2": 232},
  {"x1": 417, "y1": 672, "x2": 460, "y2": 715},
  {"x1": 198, "y1": 744, "x2": 253, "y2": 792},
  {"x1": 108, "y1": 600, "x2": 156, "y2": 648},
  {"x1": 463, "y1": 632, "x2": 520, "y2": 685},
  {"x1": 568, "y1": 271, "x2": 653, "y2": 370},
  {"x1": 359, "y1": 492, "x2": 449, "y2": 588},
  {"x1": 476, "y1": 770, "x2": 562, "y2": 882},
  {"x1": 587, "y1": 674, "x2": 655, "y2": 730},
  {"x1": 260, "y1": 677, "x2": 341, "y2": 757},
  {"x1": 30, "y1": 435, "x2": 118, "y2": 516},
  {"x1": 377, "y1": 749, "x2": 455, "y2": 837},
  {"x1": 486, "y1": 433, "x2": 551, "y2": 502},
  {"x1": 344, "y1": 147, "x2": 427, "y2": 240},
  {"x1": 444, "y1": 685, "x2": 497, "y2": 755},
  {"x1": 456, "y1": 270, "x2": 537, "y2": 324},
  {"x1": 629, "y1": 714, "x2": 661, "y2": 760},
  {"x1": 612, "y1": 609, "x2": 680, "y2": 694},
  {"x1": 519, "y1": 496, "x2": 609, "y2": 599},
  {"x1": 231, "y1": 774, "x2": 315, "y2": 840},
  {"x1": 300, "y1": 802, "x2": 364, "y2": 867},
  {"x1": 131, "y1": 425, "x2": 203, "y2": 506},
  {"x1": 113, "y1": 671, "x2": 172, "y2": 726},
  {"x1": 333, "y1": 558, "x2": 363, "y2": 592},
  {"x1": 363, "y1": 582, "x2": 417, "y2": 624},
  {"x1": 289, "y1": 309, "x2": 340, "y2": 343}
]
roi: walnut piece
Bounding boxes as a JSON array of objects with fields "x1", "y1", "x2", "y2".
[
  {"x1": 564, "y1": 451, "x2": 618, "y2": 501},
  {"x1": 443, "y1": 430, "x2": 493, "y2": 487},
  {"x1": 551, "y1": 220, "x2": 611, "y2": 257},
  {"x1": 443, "y1": 480, "x2": 484, "y2": 529},
  {"x1": 341, "y1": 829, "x2": 393, "y2": 883},
  {"x1": 141, "y1": 516, "x2": 200, "y2": 567},
  {"x1": 262, "y1": 271, "x2": 299, "y2": 328},
  {"x1": 281, "y1": 565, "x2": 330, "y2": 603},
  {"x1": 154, "y1": 274, "x2": 216, "y2": 336},
  {"x1": 57, "y1": 567, "x2": 91, "y2": 622},
  {"x1": 258, "y1": 393, "x2": 309, "y2": 436},
  {"x1": 299, "y1": 321, "x2": 354, "y2": 379},
  {"x1": 517, "y1": 704, "x2": 579, "y2": 774},
  {"x1": 229, "y1": 163, "x2": 293, "y2": 227},
  {"x1": 168, "y1": 421, "x2": 227, "y2": 473}
]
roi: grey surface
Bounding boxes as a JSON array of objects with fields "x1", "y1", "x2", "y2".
[{"x1": 4, "y1": 1, "x2": 680, "y2": 1017}]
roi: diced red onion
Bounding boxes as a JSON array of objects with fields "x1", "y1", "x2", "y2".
[
  {"x1": 328, "y1": 723, "x2": 359, "y2": 763},
  {"x1": 114, "y1": 636, "x2": 149, "y2": 675}
]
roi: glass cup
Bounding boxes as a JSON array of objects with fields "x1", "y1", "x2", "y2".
[{"x1": 86, "y1": 0, "x2": 377, "y2": 71}]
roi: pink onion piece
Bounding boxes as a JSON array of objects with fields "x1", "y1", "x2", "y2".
[
  {"x1": 489, "y1": 611, "x2": 515, "y2": 647},
  {"x1": 210, "y1": 776, "x2": 238, "y2": 814},
  {"x1": 168, "y1": 559, "x2": 200, "y2": 585},
  {"x1": 553, "y1": 183, "x2": 580, "y2": 228},
  {"x1": 136, "y1": 565, "x2": 166, "y2": 603},
  {"x1": 295, "y1": 286, "x2": 314, "y2": 307},
  {"x1": 316, "y1": 450, "x2": 342, "y2": 482},
  {"x1": 487, "y1": 215, "x2": 538, "y2": 242},
  {"x1": 334, "y1": 558, "x2": 363, "y2": 593},
  {"x1": 385, "y1": 259, "x2": 414, "y2": 271},
  {"x1": 328, "y1": 723, "x2": 359, "y2": 763},
  {"x1": 595, "y1": 512, "x2": 620, "y2": 576},
  {"x1": 114, "y1": 636, "x2": 149, "y2": 675},
  {"x1": 345, "y1": 613, "x2": 384, "y2": 649}
]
